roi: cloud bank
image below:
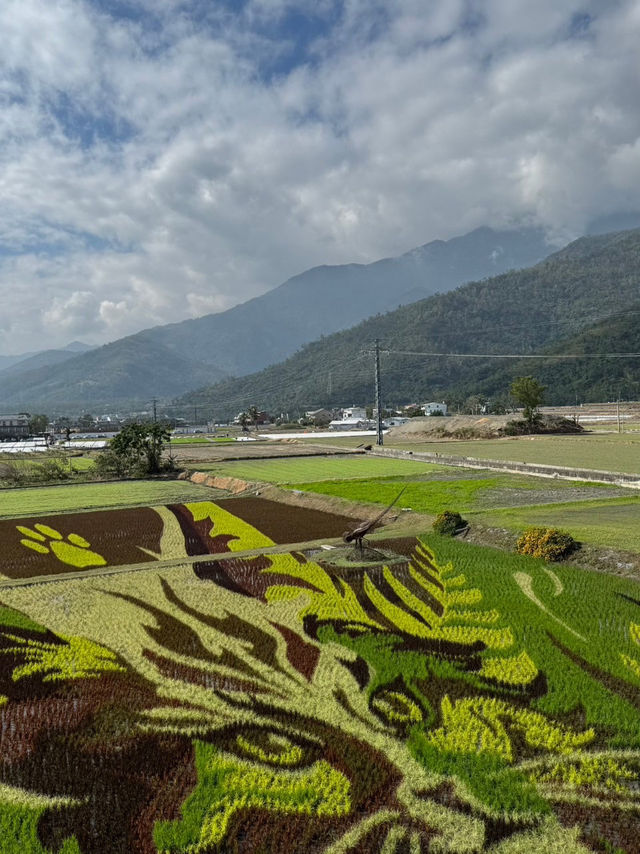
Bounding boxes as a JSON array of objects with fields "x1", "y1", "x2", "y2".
[{"x1": 1, "y1": 0, "x2": 639, "y2": 352}]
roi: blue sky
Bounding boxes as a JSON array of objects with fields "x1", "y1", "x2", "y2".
[{"x1": 0, "y1": 0, "x2": 639, "y2": 353}]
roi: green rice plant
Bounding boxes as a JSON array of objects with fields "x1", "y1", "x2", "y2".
[
  {"x1": 0, "y1": 634, "x2": 124, "y2": 682},
  {"x1": 0, "y1": 480, "x2": 218, "y2": 518},
  {"x1": 193, "y1": 455, "x2": 439, "y2": 483},
  {"x1": 293, "y1": 476, "x2": 497, "y2": 514},
  {"x1": 154, "y1": 741, "x2": 351, "y2": 852},
  {"x1": 620, "y1": 621, "x2": 640, "y2": 679},
  {"x1": 0, "y1": 498, "x2": 639, "y2": 852},
  {"x1": 0, "y1": 785, "x2": 80, "y2": 854}
]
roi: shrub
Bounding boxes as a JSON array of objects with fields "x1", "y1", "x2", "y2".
[
  {"x1": 500, "y1": 415, "x2": 584, "y2": 436},
  {"x1": 516, "y1": 527, "x2": 577, "y2": 562},
  {"x1": 0, "y1": 460, "x2": 25, "y2": 485},
  {"x1": 32, "y1": 455, "x2": 71, "y2": 482},
  {"x1": 432, "y1": 510, "x2": 466, "y2": 536}
]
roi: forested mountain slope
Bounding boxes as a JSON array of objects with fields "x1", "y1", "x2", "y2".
[
  {"x1": 177, "y1": 228, "x2": 640, "y2": 417},
  {"x1": 0, "y1": 337, "x2": 223, "y2": 411},
  {"x1": 132, "y1": 226, "x2": 551, "y2": 376},
  {"x1": 0, "y1": 226, "x2": 551, "y2": 410}
]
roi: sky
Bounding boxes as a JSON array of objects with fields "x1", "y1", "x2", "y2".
[{"x1": 1, "y1": 0, "x2": 639, "y2": 354}]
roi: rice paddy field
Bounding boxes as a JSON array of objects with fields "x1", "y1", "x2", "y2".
[
  {"x1": 0, "y1": 480, "x2": 222, "y2": 518},
  {"x1": 283, "y1": 466, "x2": 640, "y2": 554},
  {"x1": 169, "y1": 437, "x2": 236, "y2": 445},
  {"x1": 200, "y1": 451, "x2": 638, "y2": 556},
  {"x1": 290, "y1": 473, "x2": 624, "y2": 515},
  {"x1": 322, "y1": 433, "x2": 640, "y2": 475},
  {"x1": 0, "y1": 492, "x2": 638, "y2": 853},
  {"x1": 192, "y1": 455, "x2": 446, "y2": 482}
]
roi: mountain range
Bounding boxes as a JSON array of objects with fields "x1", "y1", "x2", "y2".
[
  {"x1": 176, "y1": 227, "x2": 640, "y2": 418},
  {"x1": 0, "y1": 226, "x2": 553, "y2": 411}
]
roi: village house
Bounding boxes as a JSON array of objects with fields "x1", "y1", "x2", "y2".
[
  {"x1": 0, "y1": 413, "x2": 30, "y2": 440},
  {"x1": 423, "y1": 401, "x2": 448, "y2": 416}
]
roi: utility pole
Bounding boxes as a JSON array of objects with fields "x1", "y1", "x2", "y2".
[
  {"x1": 617, "y1": 398, "x2": 622, "y2": 433},
  {"x1": 374, "y1": 339, "x2": 384, "y2": 446},
  {"x1": 152, "y1": 398, "x2": 157, "y2": 423}
]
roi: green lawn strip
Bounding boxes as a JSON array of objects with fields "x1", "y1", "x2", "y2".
[
  {"x1": 190, "y1": 456, "x2": 444, "y2": 483},
  {"x1": 471, "y1": 496, "x2": 640, "y2": 553},
  {"x1": 0, "y1": 480, "x2": 219, "y2": 518},
  {"x1": 384, "y1": 433, "x2": 640, "y2": 475},
  {"x1": 418, "y1": 533, "x2": 640, "y2": 743}
]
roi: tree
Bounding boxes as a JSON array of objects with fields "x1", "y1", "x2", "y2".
[
  {"x1": 510, "y1": 376, "x2": 545, "y2": 427},
  {"x1": 77, "y1": 412, "x2": 95, "y2": 430},
  {"x1": 248, "y1": 405, "x2": 260, "y2": 431},
  {"x1": 28, "y1": 414, "x2": 49, "y2": 434},
  {"x1": 95, "y1": 422, "x2": 171, "y2": 476},
  {"x1": 237, "y1": 412, "x2": 250, "y2": 432},
  {"x1": 464, "y1": 394, "x2": 486, "y2": 415}
]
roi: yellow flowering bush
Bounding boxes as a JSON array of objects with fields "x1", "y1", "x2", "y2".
[{"x1": 516, "y1": 527, "x2": 577, "y2": 562}]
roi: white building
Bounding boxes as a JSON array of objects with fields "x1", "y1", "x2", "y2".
[
  {"x1": 342, "y1": 406, "x2": 367, "y2": 420},
  {"x1": 0, "y1": 413, "x2": 30, "y2": 439},
  {"x1": 423, "y1": 401, "x2": 448, "y2": 416},
  {"x1": 329, "y1": 417, "x2": 367, "y2": 431}
]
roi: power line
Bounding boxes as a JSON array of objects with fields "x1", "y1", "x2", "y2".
[{"x1": 380, "y1": 350, "x2": 640, "y2": 360}]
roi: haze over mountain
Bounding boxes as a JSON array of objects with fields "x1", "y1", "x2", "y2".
[
  {"x1": 0, "y1": 226, "x2": 552, "y2": 410},
  {"x1": 176, "y1": 227, "x2": 640, "y2": 419},
  {"x1": 0, "y1": 338, "x2": 224, "y2": 412},
  {"x1": 0, "y1": 342, "x2": 93, "y2": 379}
]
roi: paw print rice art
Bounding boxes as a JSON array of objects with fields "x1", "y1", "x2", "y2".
[{"x1": 18, "y1": 523, "x2": 107, "y2": 568}]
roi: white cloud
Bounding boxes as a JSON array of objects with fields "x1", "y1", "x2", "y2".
[{"x1": 0, "y1": 0, "x2": 639, "y2": 353}]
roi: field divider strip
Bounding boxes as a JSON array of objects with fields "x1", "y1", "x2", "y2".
[{"x1": 0, "y1": 536, "x2": 351, "y2": 589}]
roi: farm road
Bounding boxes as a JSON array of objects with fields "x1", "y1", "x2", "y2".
[
  {"x1": 0, "y1": 527, "x2": 411, "y2": 589},
  {"x1": 169, "y1": 442, "x2": 362, "y2": 463}
]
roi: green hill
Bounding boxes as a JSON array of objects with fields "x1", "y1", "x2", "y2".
[
  {"x1": 0, "y1": 336, "x2": 223, "y2": 412},
  {"x1": 176, "y1": 228, "x2": 640, "y2": 417}
]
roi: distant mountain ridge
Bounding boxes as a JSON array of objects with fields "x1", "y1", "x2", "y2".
[
  {"x1": 132, "y1": 226, "x2": 552, "y2": 376},
  {"x1": 0, "y1": 342, "x2": 93, "y2": 376},
  {"x1": 0, "y1": 338, "x2": 223, "y2": 411},
  {"x1": 0, "y1": 226, "x2": 553, "y2": 410},
  {"x1": 175, "y1": 227, "x2": 640, "y2": 417}
]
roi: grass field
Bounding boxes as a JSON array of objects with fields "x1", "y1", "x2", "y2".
[
  {"x1": 0, "y1": 479, "x2": 219, "y2": 518},
  {"x1": 473, "y1": 496, "x2": 640, "y2": 553},
  {"x1": 192, "y1": 455, "x2": 446, "y2": 482}
]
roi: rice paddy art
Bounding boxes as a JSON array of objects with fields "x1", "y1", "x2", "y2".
[{"x1": 0, "y1": 498, "x2": 638, "y2": 852}]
